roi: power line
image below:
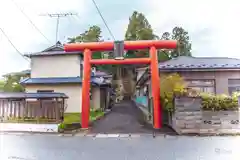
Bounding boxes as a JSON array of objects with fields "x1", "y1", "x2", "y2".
[
  {"x1": 40, "y1": 13, "x2": 78, "y2": 43},
  {"x1": 0, "y1": 27, "x2": 29, "y2": 62},
  {"x1": 91, "y1": 0, "x2": 116, "y2": 41},
  {"x1": 11, "y1": 0, "x2": 52, "y2": 44}
]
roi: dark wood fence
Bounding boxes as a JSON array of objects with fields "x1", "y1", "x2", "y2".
[{"x1": 0, "y1": 99, "x2": 64, "y2": 123}]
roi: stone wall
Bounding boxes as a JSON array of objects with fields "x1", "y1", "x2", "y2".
[{"x1": 171, "y1": 97, "x2": 240, "y2": 135}]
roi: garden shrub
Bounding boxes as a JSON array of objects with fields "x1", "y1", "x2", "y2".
[
  {"x1": 160, "y1": 73, "x2": 187, "y2": 112},
  {"x1": 200, "y1": 92, "x2": 238, "y2": 111},
  {"x1": 160, "y1": 73, "x2": 239, "y2": 112}
]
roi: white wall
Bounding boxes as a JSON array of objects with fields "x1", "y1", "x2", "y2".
[
  {"x1": 25, "y1": 84, "x2": 101, "y2": 113},
  {"x1": 31, "y1": 55, "x2": 82, "y2": 78},
  {"x1": 25, "y1": 84, "x2": 81, "y2": 113},
  {"x1": 91, "y1": 87, "x2": 101, "y2": 110}
]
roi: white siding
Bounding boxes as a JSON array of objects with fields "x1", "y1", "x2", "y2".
[
  {"x1": 31, "y1": 55, "x2": 82, "y2": 78},
  {"x1": 25, "y1": 84, "x2": 101, "y2": 113}
]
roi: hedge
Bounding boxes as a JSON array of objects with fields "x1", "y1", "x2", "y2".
[{"x1": 162, "y1": 92, "x2": 239, "y2": 112}]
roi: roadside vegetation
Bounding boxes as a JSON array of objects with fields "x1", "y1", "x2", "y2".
[{"x1": 161, "y1": 73, "x2": 239, "y2": 112}]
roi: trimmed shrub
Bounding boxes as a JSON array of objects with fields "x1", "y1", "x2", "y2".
[
  {"x1": 160, "y1": 73, "x2": 239, "y2": 112},
  {"x1": 200, "y1": 93, "x2": 238, "y2": 111},
  {"x1": 160, "y1": 73, "x2": 186, "y2": 112}
]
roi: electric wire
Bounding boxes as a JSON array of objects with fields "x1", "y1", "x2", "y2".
[
  {"x1": 11, "y1": 0, "x2": 52, "y2": 44},
  {"x1": 0, "y1": 27, "x2": 29, "y2": 62},
  {"x1": 91, "y1": 0, "x2": 116, "y2": 41}
]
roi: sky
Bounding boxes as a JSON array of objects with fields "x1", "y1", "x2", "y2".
[{"x1": 0, "y1": 0, "x2": 240, "y2": 76}]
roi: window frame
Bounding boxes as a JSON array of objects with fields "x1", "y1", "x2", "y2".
[
  {"x1": 185, "y1": 79, "x2": 216, "y2": 94},
  {"x1": 228, "y1": 79, "x2": 240, "y2": 95}
]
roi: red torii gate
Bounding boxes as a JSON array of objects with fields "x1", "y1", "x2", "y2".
[{"x1": 64, "y1": 40, "x2": 177, "y2": 129}]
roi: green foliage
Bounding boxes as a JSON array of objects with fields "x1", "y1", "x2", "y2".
[
  {"x1": 125, "y1": 11, "x2": 158, "y2": 41},
  {"x1": 161, "y1": 27, "x2": 192, "y2": 58},
  {"x1": 160, "y1": 74, "x2": 239, "y2": 112},
  {"x1": 67, "y1": 25, "x2": 114, "y2": 72},
  {"x1": 200, "y1": 93, "x2": 238, "y2": 111},
  {"x1": 3, "y1": 75, "x2": 25, "y2": 92},
  {"x1": 160, "y1": 73, "x2": 187, "y2": 112},
  {"x1": 68, "y1": 25, "x2": 102, "y2": 43},
  {"x1": 0, "y1": 80, "x2": 5, "y2": 91},
  {"x1": 124, "y1": 11, "x2": 158, "y2": 58}
]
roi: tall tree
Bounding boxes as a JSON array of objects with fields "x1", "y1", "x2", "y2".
[
  {"x1": 68, "y1": 25, "x2": 113, "y2": 72},
  {"x1": 68, "y1": 25, "x2": 103, "y2": 59},
  {"x1": 68, "y1": 25, "x2": 102, "y2": 43},
  {"x1": 0, "y1": 80, "x2": 5, "y2": 91},
  {"x1": 161, "y1": 27, "x2": 192, "y2": 58},
  {"x1": 3, "y1": 75, "x2": 25, "y2": 92},
  {"x1": 124, "y1": 11, "x2": 158, "y2": 58}
]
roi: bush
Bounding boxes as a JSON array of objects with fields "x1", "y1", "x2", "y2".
[
  {"x1": 160, "y1": 73, "x2": 240, "y2": 112},
  {"x1": 160, "y1": 73, "x2": 186, "y2": 112},
  {"x1": 201, "y1": 92, "x2": 238, "y2": 111}
]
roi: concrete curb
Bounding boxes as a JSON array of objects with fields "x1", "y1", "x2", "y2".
[
  {"x1": 1, "y1": 131, "x2": 239, "y2": 138},
  {"x1": 0, "y1": 131, "x2": 167, "y2": 138}
]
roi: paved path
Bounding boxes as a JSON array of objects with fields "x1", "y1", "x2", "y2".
[
  {"x1": 89, "y1": 100, "x2": 174, "y2": 134},
  {"x1": 0, "y1": 134, "x2": 240, "y2": 160}
]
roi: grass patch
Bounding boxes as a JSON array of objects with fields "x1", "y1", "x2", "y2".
[
  {"x1": 63, "y1": 109, "x2": 104, "y2": 125},
  {"x1": 2, "y1": 110, "x2": 105, "y2": 125}
]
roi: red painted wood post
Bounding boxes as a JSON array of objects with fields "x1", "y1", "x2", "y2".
[
  {"x1": 81, "y1": 49, "x2": 92, "y2": 128},
  {"x1": 150, "y1": 46, "x2": 161, "y2": 129}
]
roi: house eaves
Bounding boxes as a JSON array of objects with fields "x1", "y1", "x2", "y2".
[
  {"x1": 136, "y1": 56, "x2": 240, "y2": 86},
  {"x1": 24, "y1": 51, "x2": 82, "y2": 58},
  {"x1": 158, "y1": 56, "x2": 240, "y2": 70},
  {"x1": 20, "y1": 77, "x2": 110, "y2": 86},
  {"x1": 24, "y1": 41, "x2": 83, "y2": 58}
]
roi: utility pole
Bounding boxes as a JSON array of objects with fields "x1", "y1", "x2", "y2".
[{"x1": 40, "y1": 13, "x2": 78, "y2": 43}]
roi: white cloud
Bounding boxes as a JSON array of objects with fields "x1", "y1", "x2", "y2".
[
  {"x1": 145, "y1": 0, "x2": 240, "y2": 58},
  {"x1": 0, "y1": 0, "x2": 88, "y2": 76}
]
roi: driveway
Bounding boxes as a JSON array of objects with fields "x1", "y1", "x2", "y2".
[{"x1": 89, "y1": 100, "x2": 175, "y2": 134}]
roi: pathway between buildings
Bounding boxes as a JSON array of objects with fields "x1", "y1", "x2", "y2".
[{"x1": 89, "y1": 100, "x2": 176, "y2": 135}]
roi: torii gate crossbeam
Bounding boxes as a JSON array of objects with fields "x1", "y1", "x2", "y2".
[{"x1": 64, "y1": 40, "x2": 177, "y2": 129}]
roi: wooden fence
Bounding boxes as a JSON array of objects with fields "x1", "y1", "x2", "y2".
[{"x1": 0, "y1": 99, "x2": 64, "y2": 123}]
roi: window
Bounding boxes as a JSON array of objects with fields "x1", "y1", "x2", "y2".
[
  {"x1": 185, "y1": 79, "x2": 215, "y2": 94},
  {"x1": 228, "y1": 79, "x2": 240, "y2": 95}
]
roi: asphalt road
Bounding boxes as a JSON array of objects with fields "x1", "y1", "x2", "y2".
[{"x1": 0, "y1": 134, "x2": 239, "y2": 160}]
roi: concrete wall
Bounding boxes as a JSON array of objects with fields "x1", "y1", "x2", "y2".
[
  {"x1": 31, "y1": 55, "x2": 82, "y2": 78},
  {"x1": 25, "y1": 84, "x2": 101, "y2": 113},
  {"x1": 171, "y1": 97, "x2": 240, "y2": 135}
]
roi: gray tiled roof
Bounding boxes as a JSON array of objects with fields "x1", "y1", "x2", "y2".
[
  {"x1": 24, "y1": 51, "x2": 81, "y2": 57},
  {"x1": 20, "y1": 77, "x2": 110, "y2": 86},
  {"x1": 0, "y1": 92, "x2": 68, "y2": 99},
  {"x1": 24, "y1": 41, "x2": 81, "y2": 57},
  {"x1": 158, "y1": 56, "x2": 240, "y2": 70}
]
